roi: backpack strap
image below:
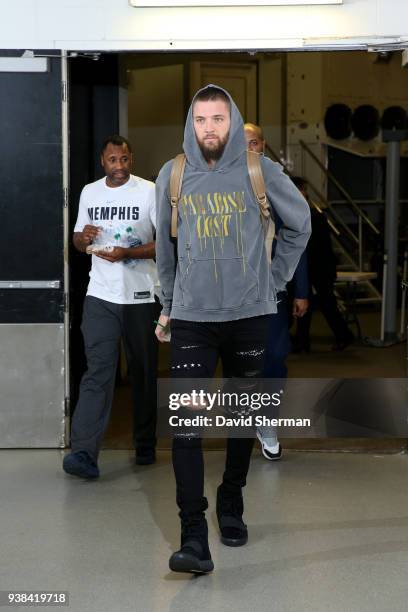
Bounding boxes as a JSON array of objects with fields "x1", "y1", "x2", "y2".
[
  {"x1": 169, "y1": 153, "x2": 186, "y2": 238},
  {"x1": 247, "y1": 150, "x2": 270, "y2": 220},
  {"x1": 247, "y1": 151, "x2": 275, "y2": 262}
]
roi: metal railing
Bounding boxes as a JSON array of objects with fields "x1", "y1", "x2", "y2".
[
  {"x1": 265, "y1": 140, "x2": 381, "y2": 272},
  {"x1": 299, "y1": 139, "x2": 381, "y2": 271},
  {"x1": 265, "y1": 142, "x2": 352, "y2": 243}
]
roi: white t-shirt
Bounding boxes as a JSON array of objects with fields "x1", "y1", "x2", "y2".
[{"x1": 74, "y1": 174, "x2": 158, "y2": 305}]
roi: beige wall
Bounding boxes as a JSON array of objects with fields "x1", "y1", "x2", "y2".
[
  {"x1": 324, "y1": 51, "x2": 408, "y2": 110},
  {"x1": 258, "y1": 54, "x2": 284, "y2": 157},
  {"x1": 127, "y1": 63, "x2": 185, "y2": 180},
  {"x1": 287, "y1": 52, "x2": 325, "y2": 192}
]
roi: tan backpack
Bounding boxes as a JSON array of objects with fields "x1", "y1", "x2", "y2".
[{"x1": 169, "y1": 151, "x2": 275, "y2": 263}]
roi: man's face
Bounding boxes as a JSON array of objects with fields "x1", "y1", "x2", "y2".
[
  {"x1": 193, "y1": 99, "x2": 231, "y2": 162},
  {"x1": 245, "y1": 128, "x2": 264, "y2": 154},
  {"x1": 101, "y1": 143, "x2": 132, "y2": 187}
]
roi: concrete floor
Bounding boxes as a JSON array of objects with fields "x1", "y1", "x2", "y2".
[{"x1": 1, "y1": 449, "x2": 408, "y2": 612}]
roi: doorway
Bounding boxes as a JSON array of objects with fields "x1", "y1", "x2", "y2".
[{"x1": 68, "y1": 49, "x2": 408, "y2": 452}]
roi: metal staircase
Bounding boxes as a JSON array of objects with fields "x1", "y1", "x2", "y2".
[{"x1": 265, "y1": 140, "x2": 382, "y2": 305}]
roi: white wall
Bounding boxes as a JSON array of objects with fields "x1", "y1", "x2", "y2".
[{"x1": 1, "y1": 0, "x2": 408, "y2": 51}]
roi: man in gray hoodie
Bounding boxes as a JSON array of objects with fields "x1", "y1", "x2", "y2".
[{"x1": 155, "y1": 85, "x2": 311, "y2": 574}]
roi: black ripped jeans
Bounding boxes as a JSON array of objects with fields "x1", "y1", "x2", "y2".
[{"x1": 170, "y1": 315, "x2": 270, "y2": 519}]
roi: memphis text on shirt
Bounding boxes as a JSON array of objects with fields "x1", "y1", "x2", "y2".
[{"x1": 87, "y1": 206, "x2": 140, "y2": 222}]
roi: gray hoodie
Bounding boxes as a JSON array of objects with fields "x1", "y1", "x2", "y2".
[{"x1": 155, "y1": 85, "x2": 311, "y2": 322}]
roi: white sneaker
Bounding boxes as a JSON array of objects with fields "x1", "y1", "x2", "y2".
[{"x1": 256, "y1": 430, "x2": 282, "y2": 461}]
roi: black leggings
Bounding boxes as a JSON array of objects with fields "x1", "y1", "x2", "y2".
[{"x1": 170, "y1": 315, "x2": 270, "y2": 518}]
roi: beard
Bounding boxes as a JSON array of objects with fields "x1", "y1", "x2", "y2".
[{"x1": 198, "y1": 134, "x2": 229, "y2": 162}]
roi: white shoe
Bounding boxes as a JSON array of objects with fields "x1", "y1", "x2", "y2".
[{"x1": 256, "y1": 430, "x2": 282, "y2": 461}]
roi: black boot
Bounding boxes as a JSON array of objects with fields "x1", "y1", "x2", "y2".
[
  {"x1": 216, "y1": 484, "x2": 248, "y2": 547},
  {"x1": 169, "y1": 515, "x2": 214, "y2": 574}
]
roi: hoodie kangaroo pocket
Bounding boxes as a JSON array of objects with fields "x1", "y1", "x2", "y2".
[{"x1": 180, "y1": 258, "x2": 259, "y2": 311}]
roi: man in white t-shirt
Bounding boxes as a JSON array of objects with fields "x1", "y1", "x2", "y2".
[{"x1": 63, "y1": 135, "x2": 160, "y2": 479}]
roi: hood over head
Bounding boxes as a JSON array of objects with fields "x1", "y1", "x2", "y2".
[{"x1": 183, "y1": 84, "x2": 247, "y2": 172}]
